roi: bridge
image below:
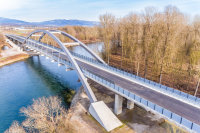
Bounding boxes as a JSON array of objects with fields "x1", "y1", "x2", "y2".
[{"x1": 6, "y1": 30, "x2": 200, "y2": 133}]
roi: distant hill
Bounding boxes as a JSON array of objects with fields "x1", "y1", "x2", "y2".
[
  {"x1": 0, "y1": 17, "x2": 29, "y2": 25},
  {"x1": 33, "y1": 19, "x2": 98, "y2": 26},
  {"x1": 0, "y1": 17, "x2": 98, "y2": 27}
]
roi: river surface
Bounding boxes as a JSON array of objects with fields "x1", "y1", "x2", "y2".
[{"x1": 0, "y1": 42, "x2": 104, "y2": 132}]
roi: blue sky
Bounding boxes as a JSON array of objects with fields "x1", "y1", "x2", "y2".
[{"x1": 0, "y1": 0, "x2": 199, "y2": 22}]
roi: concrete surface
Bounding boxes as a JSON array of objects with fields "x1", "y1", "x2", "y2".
[{"x1": 89, "y1": 101, "x2": 122, "y2": 132}]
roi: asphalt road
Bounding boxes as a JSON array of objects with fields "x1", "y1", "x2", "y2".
[
  {"x1": 75, "y1": 58, "x2": 200, "y2": 125},
  {"x1": 8, "y1": 35, "x2": 200, "y2": 125}
]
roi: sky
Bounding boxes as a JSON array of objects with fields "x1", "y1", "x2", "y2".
[{"x1": 0, "y1": 0, "x2": 200, "y2": 22}]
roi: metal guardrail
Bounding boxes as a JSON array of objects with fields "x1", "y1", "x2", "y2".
[
  {"x1": 7, "y1": 35, "x2": 200, "y2": 132},
  {"x1": 82, "y1": 69, "x2": 200, "y2": 133},
  {"x1": 70, "y1": 51, "x2": 200, "y2": 107},
  {"x1": 7, "y1": 35, "x2": 200, "y2": 107}
]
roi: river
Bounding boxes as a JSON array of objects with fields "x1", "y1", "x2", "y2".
[{"x1": 0, "y1": 42, "x2": 104, "y2": 132}]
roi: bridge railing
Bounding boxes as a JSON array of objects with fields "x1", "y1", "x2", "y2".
[
  {"x1": 27, "y1": 40, "x2": 74, "y2": 68},
  {"x1": 8, "y1": 35, "x2": 200, "y2": 107},
  {"x1": 81, "y1": 68, "x2": 200, "y2": 133},
  {"x1": 7, "y1": 35, "x2": 200, "y2": 132},
  {"x1": 70, "y1": 51, "x2": 200, "y2": 107}
]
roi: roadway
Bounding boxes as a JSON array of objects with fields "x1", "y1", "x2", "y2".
[
  {"x1": 75, "y1": 58, "x2": 200, "y2": 125},
  {"x1": 7, "y1": 34, "x2": 200, "y2": 125}
]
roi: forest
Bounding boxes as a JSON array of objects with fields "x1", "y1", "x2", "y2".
[{"x1": 99, "y1": 6, "x2": 200, "y2": 96}]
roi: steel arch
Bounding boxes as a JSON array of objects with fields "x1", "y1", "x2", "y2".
[
  {"x1": 24, "y1": 30, "x2": 106, "y2": 64},
  {"x1": 24, "y1": 29, "x2": 97, "y2": 103},
  {"x1": 51, "y1": 30, "x2": 106, "y2": 64}
]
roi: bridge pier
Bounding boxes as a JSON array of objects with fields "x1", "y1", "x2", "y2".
[
  {"x1": 127, "y1": 100, "x2": 134, "y2": 109},
  {"x1": 114, "y1": 94, "x2": 123, "y2": 115}
]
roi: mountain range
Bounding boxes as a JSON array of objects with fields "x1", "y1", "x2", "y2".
[{"x1": 0, "y1": 17, "x2": 98, "y2": 27}]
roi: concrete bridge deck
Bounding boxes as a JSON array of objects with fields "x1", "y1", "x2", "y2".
[
  {"x1": 6, "y1": 33, "x2": 200, "y2": 132},
  {"x1": 76, "y1": 58, "x2": 200, "y2": 125},
  {"x1": 12, "y1": 34, "x2": 200, "y2": 124}
]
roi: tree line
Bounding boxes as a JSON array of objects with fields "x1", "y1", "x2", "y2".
[
  {"x1": 99, "y1": 6, "x2": 200, "y2": 96},
  {"x1": 59, "y1": 26, "x2": 100, "y2": 44}
]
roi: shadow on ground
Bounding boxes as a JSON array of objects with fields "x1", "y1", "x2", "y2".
[{"x1": 88, "y1": 80, "x2": 188, "y2": 133}]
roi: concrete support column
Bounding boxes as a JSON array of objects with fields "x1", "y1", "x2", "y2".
[
  {"x1": 114, "y1": 94, "x2": 123, "y2": 115},
  {"x1": 127, "y1": 100, "x2": 134, "y2": 109}
]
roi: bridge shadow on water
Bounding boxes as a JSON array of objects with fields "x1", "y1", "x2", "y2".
[{"x1": 25, "y1": 55, "x2": 82, "y2": 107}]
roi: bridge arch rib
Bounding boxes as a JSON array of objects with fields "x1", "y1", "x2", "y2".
[
  {"x1": 52, "y1": 30, "x2": 106, "y2": 64},
  {"x1": 24, "y1": 29, "x2": 106, "y2": 64},
  {"x1": 24, "y1": 29, "x2": 97, "y2": 103}
]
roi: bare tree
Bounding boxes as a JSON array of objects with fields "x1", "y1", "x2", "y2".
[
  {"x1": 4, "y1": 121, "x2": 25, "y2": 133},
  {"x1": 141, "y1": 7, "x2": 157, "y2": 78},
  {"x1": 192, "y1": 15, "x2": 200, "y2": 96},
  {"x1": 158, "y1": 6, "x2": 185, "y2": 83},
  {"x1": 20, "y1": 96, "x2": 72, "y2": 133},
  {"x1": 99, "y1": 13, "x2": 116, "y2": 64}
]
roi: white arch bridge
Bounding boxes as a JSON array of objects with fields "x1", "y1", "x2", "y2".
[{"x1": 6, "y1": 30, "x2": 200, "y2": 132}]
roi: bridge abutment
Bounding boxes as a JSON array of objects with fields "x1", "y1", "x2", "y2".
[
  {"x1": 89, "y1": 101, "x2": 122, "y2": 131},
  {"x1": 114, "y1": 94, "x2": 123, "y2": 115}
]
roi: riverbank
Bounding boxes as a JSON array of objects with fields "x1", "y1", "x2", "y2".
[
  {"x1": 0, "y1": 53, "x2": 29, "y2": 67},
  {"x1": 66, "y1": 80, "x2": 188, "y2": 133},
  {"x1": 66, "y1": 86, "x2": 136, "y2": 133},
  {"x1": 0, "y1": 39, "x2": 29, "y2": 67},
  {"x1": 66, "y1": 86, "x2": 106, "y2": 133}
]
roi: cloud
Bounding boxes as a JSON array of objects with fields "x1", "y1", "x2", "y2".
[
  {"x1": 0, "y1": 0, "x2": 200, "y2": 21},
  {"x1": 0, "y1": 0, "x2": 27, "y2": 11}
]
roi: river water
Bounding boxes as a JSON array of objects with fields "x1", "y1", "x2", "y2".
[{"x1": 0, "y1": 42, "x2": 104, "y2": 132}]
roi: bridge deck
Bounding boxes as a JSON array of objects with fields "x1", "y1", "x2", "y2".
[
  {"x1": 75, "y1": 58, "x2": 200, "y2": 125},
  {"x1": 7, "y1": 34, "x2": 200, "y2": 127}
]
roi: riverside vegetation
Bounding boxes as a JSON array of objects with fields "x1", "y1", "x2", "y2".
[
  {"x1": 5, "y1": 96, "x2": 76, "y2": 133},
  {"x1": 99, "y1": 5, "x2": 200, "y2": 97}
]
